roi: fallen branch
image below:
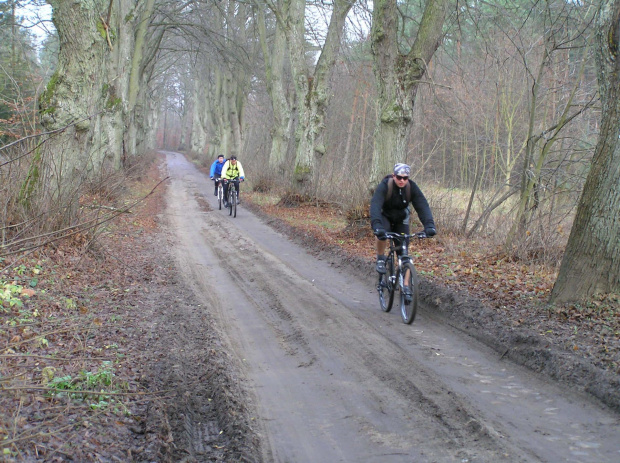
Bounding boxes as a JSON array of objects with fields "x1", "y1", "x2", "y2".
[
  {"x1": 84, "y1": 204, "x2": 132, "y2": 213},
  {"x1": 0, "y1": 385, "x2": 165, "y2": 397},
  {"x1": 0, "y1": 354, "x2": 117, "y2": 362},
  {"x1": 0, "y1": 176, "x2": 169, "y2": 260}
]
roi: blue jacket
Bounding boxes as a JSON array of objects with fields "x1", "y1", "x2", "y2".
[{"x1": 210, "y1": 159, "x2": 225, "y2": 177}]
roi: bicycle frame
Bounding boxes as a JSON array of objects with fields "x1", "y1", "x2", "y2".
[
  {"x1": 215, "y1": 179, "x2": 224, "y2": 210},
  {"x1": 386, "y1": 231, "x2": 424, "y2": 272},
  {"x1": 224, "y1": 178, "x2": 239, "y2": 217},
  {"x1": 378, "y1": 231, "x2": 427, "y2": 323}
]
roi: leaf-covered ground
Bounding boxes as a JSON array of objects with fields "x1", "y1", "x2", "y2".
[
  {"x1": 1, "y1": 158, "x2": 259, "y2": 461},
  {"x1": 2, "y1": 158, "x2": 618, "y2": 461}
]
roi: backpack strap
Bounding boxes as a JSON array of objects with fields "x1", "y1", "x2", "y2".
[
  {"x1": 385, "y1": 177, "x2": 411, "y2": 203},
  {"x1": 386, "y1": 177, "x2": 394, "y2": 201}
]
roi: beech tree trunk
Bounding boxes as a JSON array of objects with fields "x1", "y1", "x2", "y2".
[
  {"x1": 190, "y1": 72, "x2": 209, "y2": 155},
  {"x1": 369, "y1": 0, "x2": 449, "y2": 187},
  {"x1": 40, "y1": 0, "x2": 121, "y2": 190},
  {"x1": 549, "y1": 0, "x2": 620, "y2": 303},
  {"x1": 292, "y1": 0, "x2": 353, "y2": 193},
  {"x1": 39, "y1": 0, "x2": 157, "y2": 214},
  {"x1": 124, "y1": 0, "x2": 158, "y2": 163},
  {"x1": 257, "y1": 5, "x2": 292, "y2": 174}
]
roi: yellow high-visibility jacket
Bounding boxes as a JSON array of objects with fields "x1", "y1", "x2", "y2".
[{"x1": 221, "y1": 160, "x2": 245, "y2": 180}]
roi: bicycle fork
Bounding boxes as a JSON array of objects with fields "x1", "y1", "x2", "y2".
[{"x1": 396, "y1": 256, "x2": 412, "y2": 292}]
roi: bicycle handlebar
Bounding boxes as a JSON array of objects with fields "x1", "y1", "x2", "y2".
[{"x1": 385, "y1": 231, "x2": 429, "y2": 240}]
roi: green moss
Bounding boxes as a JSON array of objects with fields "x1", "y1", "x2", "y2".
[
  {"x1": 96, "y1": 19, "x2": 117, "y2": 44},
  {"x1": 39, "y1": 72, "x2": 60, "y2": 114},
  {"x1": 102, "y1": 84, "x2": 122, "y2": 110},
  {"x1": 19, "y1": 147, "x2": 42, "y2": 206},
  {"x1": 75, "y1": 119, "x2": 90, "y2": 132},
  {"x1": 106, "y1": 97, "x2": 122, "y2": 109},
  {"x1": 97, "y1": 19, "x2": 107, "y2": 39},
  {"x1": 40, "y1": 106, "x2": 56, "y2": 116},
  {"x1": 380, "y1": 102, "x2": 403, "y2": 123},
  {"x1": 294, "y1": 165, "x2": 311, "y2": 181}
]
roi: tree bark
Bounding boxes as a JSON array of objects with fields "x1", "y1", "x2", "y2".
[
  {"x1": 370, "y1": 0, "x2": 450, "y2": 187},
  {"x1": 257, "y1": 4, "x2": 293, "y2": 174},
  {"x1": 550, "y1": 0, "x2": 620, "y2": 303},
  {"x1": 124, "y1": 0, "x2": 158, "y2": 163},
  {"x1": 292, "y1": 0, "x2": 354, "y2": 194},
  {"x1": 190, "y1": 71, "x2": 209, "y2": 155},
  {"x1": 40, "y1": 0, "x2": 120, "y2": 191},
  {"x1": 39, "y1": 0, "x2": 157, "y2": 212}
]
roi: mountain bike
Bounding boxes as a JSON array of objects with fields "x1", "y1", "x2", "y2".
[
  {"x1": 377, "y1": 231, "x2": 427, "y2": 324},
  {"x1": 215, "y1": 179, "x2": 224, "y2": 210},
  {"x1": 224, "y1": 178, "x2": 241, "y2": 218}
]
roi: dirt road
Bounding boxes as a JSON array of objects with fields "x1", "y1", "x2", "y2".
[{"x1": 161, "y1": 152, "x2": 619, "y2": 462}]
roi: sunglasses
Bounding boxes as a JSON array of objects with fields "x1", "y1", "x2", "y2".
[{"x1": 395, "y1": 175, "x2": 409, "y2": 181}]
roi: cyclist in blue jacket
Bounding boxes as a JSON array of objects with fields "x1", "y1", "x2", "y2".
[
  {"x1": 370, "y1": 163, "x2": 436, "y2": 274},
  {"x1": 209, "y1": 154, "x2": 226, "y2": 196}
]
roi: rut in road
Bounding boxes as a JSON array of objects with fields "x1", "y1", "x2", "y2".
[
  {"x1": 196, "y1": 210, "x2": 526, "y2": 461},
  {"x1": 163, "y1": 152, "x2": 620, "y2": 463}
]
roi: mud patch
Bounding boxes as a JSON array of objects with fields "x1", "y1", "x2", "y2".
[
  {"x1": 243, "y1": 201, "x2": 620, "y2": 413},
  {"x1": 129, "y1": 232, "x2": 261, "y2": 462}
]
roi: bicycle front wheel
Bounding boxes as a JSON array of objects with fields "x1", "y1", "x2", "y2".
[
  {"x1": 399, "y1": 261, "x2": 419, "y2": 324},
  {"x1": 377, "y1": 255, "x2": 395, "y2": 312},
  {"x1": 228, "y1": 190, "x2": 233, "y2": 216},
  {"x1": 218, "y1": 187, "x2": 222, "y2": 210},
  {"x1": 232, "y1": 190, "x2": 237, "y2": 218}
]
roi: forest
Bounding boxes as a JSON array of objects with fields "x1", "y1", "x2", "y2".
[{"x1": 1, "y1": 0, "x2": 619, "y2": 303}]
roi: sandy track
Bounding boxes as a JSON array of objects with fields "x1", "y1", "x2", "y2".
[{"x1": 161, "y1": 152, "x2": 619, "y2": 463}]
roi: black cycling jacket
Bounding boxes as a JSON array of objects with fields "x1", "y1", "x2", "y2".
[{"x1": 370, "y1": 175, "x2": 435, "y2": 231}]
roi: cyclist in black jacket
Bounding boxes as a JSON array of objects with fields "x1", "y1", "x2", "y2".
[{"x1": 370, "y1": 163, "x2": 436, "y2": 274}]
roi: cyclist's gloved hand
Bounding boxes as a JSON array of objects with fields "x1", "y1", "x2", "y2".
[
  {"x1": 240, "y1": 177, "x2": 245, "y2": 181},
  {"x1": 374, "y1": 228, "x2": 387, "y2": 241},
  {"x1": 424, "y1": 227, "x2": 436, "y2": 237},
  {"x1": 210, "y1": 176, "x2": 214, "y2": 180}
]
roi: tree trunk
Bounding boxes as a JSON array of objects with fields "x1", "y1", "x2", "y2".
[
  {"x1": 40, "y1": 0, "x2": 121, "y2": 198},
  {"x1": 280, "y1": 0, "x2": 309, "y2": 187},
  {"x1": 190, "y1": 73, "x2": 209, "y2": 154},
  {"x1": 227, "y1": 71, "x2": 245, "y2": 158},
  {"x1": 124, "y1": 0, "x2": 157, "y2": 163},
  {"x1": 39, "y1": 0, "x2": 157, "y2": 213},
  {"x1": 257, "y1": 5, "x2": 293, "y2": 174},
  {"x1": 292, "y1": 0, "x2": 354, "y2": 194},
  {"x1": 550, "y1": 0, "x2": 620, "y2": 303},
  {"x1": 369, "y1": 0, "x2": 450, "y2": 187}
]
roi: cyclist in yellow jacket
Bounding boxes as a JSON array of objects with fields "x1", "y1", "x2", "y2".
[{"x1": 221, "y1": 155, "x2": 245, "y2": 207}]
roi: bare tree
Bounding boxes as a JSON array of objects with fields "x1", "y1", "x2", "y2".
[
  {"x1": 504, "y1": 0, "x2": 598, "y2": 249},
  {"x1": 256, "y1": 1, "x2": 293, "y2": 174},
  {"x1": 369, "y1": 0, "x2": 450, "y2": 187},
  {"x1": 550, "y1": 0, "x2": 620, "y2": 303},
  {"x1": 38, "y1": 0, "x2": 164, "y2": 216}
]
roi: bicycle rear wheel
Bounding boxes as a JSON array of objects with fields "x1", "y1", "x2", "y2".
[
  {"x1": 399, "y1": 261, "x2": 419, "y2": 324},
  {"x1": 377, "y1": 254, "x2": 395, "y2": 312}
]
